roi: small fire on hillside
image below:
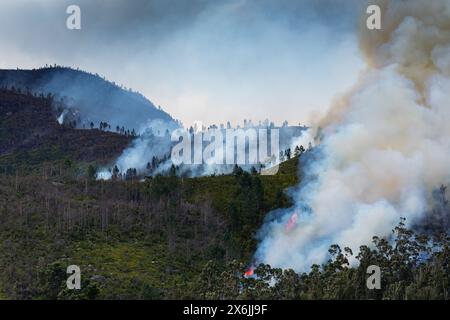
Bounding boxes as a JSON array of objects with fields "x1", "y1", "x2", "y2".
[
  {"x1": 244, "y1": 265, "x2": 255, "y2": 278},
  {"x1": 285, "y1": 211, "x2": 299, "y2": 233}
]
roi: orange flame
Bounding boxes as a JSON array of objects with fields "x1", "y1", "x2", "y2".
[{"x1": 244, "y1": 265, "x2": 254, "y2": 277}]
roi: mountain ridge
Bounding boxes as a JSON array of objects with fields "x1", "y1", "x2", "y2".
[
  {"x1": 0, "y1": 67, "x2": 176, "y2": 133},
  {"x1": 0, "y1": 88, "x2": 132, "y2": 167}
]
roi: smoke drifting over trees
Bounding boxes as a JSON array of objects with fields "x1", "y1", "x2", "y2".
[
  {"x1": 256, "y1": 0, "x2": 450, "y2": 271},
  {"x1": 0, "y1": 67, "x2": 177, "y2": 133}
]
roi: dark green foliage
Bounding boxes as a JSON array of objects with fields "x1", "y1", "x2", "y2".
[
  {"x1": 196, "y1": 221, "x2": 449, "y2": 300},
  {"x1": 0, "y1": 90, "x2": 447, "y2": 300},
  {"x1": 39, "y1": 262, "x2": 100, "y2": 300},
  {"x1": 0, "y1": 157, "x2": 298, "y2": 299},
  {"x1": 40, "y1": 261, "x2": 67, "y2": 299},
  {"x1": 0, "y1": 89, "x2": 132, "y2": 169},
  {"x1": 87, "y1": 165, "x2": 97, "y2": 182}
]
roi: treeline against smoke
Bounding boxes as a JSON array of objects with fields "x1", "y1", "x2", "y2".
[
  {"x1": 255, "y1": 0, "x2": 450, "y2": 272},
  {"x1": 0, "y1": 66, "x2": 178, "y2": 137},
  {"x1": 1, "y1": 69, "x2": 309, "y2": 179},
  {"x1": 101, "y1": 126, "x2": 308, "y2": 180},
  {"x1": 197, "y1": 219, "x2": 449, "y2": 300},
  {"x1": 0, "y1": 85, "x2": 140, "y2": 138},
  {"x1": 0, "y1": 158, "x2": 297, "y2": 299},
  {"x1": 0, "y1": 158, "x2": 447, "y2": 299}
]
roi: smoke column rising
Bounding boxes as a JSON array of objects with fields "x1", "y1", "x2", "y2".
[{"x1": 255, "y1": 0, "x2": 450, "y2": 271}]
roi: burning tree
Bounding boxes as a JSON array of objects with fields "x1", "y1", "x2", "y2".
[{"x1": 196, "y1": 220, "x2": 449, "y2": 300}]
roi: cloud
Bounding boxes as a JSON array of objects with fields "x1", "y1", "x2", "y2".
[{"x1": 0, "y1": 0, "x2": 365, "y2": 126}]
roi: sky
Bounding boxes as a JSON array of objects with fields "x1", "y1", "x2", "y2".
[{"x1": 0, "y1": 0, "x2": 366, "y2": 127}]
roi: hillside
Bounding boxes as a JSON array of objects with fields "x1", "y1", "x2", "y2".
[
  {"x1": 2, "y1": 153, "x2": 446, "y2": 300},
  {"x1": 0, "y1": 88, "x2": 447, "y2": 300},
  {"x1": 0, "y1": 67, "x2": 176, "y2": 133},
  {"x1": 0, "y1": 87, "x2": 301, "y2": 298},
  {"x1": 0, "y1": 89, "x2": 133, "y2": 168},
  {"x1": 0, "y1": 148, "x2": 300, "y2": 299},
  {"x1": 0, "y1": 86, "x2": 446, "y2": 301}
]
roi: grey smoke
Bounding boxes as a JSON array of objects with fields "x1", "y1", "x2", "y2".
[
  {"x1": 0, "y1": 0, "x2": 365, "y2": 126},
  {"x1": 255, "y1": 0, "x2": 450, "y2": 271},
  {"x1": 0, "y1": 68, "x2": 176, "y2": 132}
]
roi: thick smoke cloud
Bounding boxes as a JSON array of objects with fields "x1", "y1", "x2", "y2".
[
  {"x1": 96, "y1": 118, "x2": 179, "y2": 179},
  {"x1": 256, "y1": 0, "x2": 450, "y2": 271},
  {"x1": 0, "y1": 0, "x2": 364, "y2": 126}
]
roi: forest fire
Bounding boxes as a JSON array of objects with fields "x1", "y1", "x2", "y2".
[
  {"x1": 244, "y1": 265, "x2": 255, "y2": 277},
  {"x1": 285, "y1": 211, "x2": 298, "y2": 233}
]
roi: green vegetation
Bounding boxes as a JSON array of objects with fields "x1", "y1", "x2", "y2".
[
  {"x1": 197, "y1": 219, "x2": 449, "y2": 300},
  {"x1": 0, "y1": 88, "x2": 448, "y2": 300},
  {"x1": 1, "y1": 154, "x2": 447, "y2": 300},
  {"x1": 0, "y1": 88, "x2": 132, "y2": 170},
  {"x1": 0, "y1": 152, "x2": 299, "y2": 299}
]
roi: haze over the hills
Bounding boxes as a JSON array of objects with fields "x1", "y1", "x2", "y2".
[
  {"x1": 0, "y1": 0, "x2": 365, "y2": 126},
  {"x1": 0, "y1": 67, "x2": 177, "y2": 133}
]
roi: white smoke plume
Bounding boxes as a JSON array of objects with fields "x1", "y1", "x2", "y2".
[
  {"x1": 57, "y1": 109, "x2": 68, "y2": 125},
  {"x1": 256, "y1": 0, "x2": 450, "y2": 271},
  {"x1": 97, "y1": 119, "x2": 178, "y2": 179}
]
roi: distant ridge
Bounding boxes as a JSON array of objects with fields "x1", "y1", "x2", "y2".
[
  {"x1": 0, "y1": 67, "x2": 176, "y2": 132},
  {"x1": 0, "y1": 88, "x2": 132, "y2": 166}
]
